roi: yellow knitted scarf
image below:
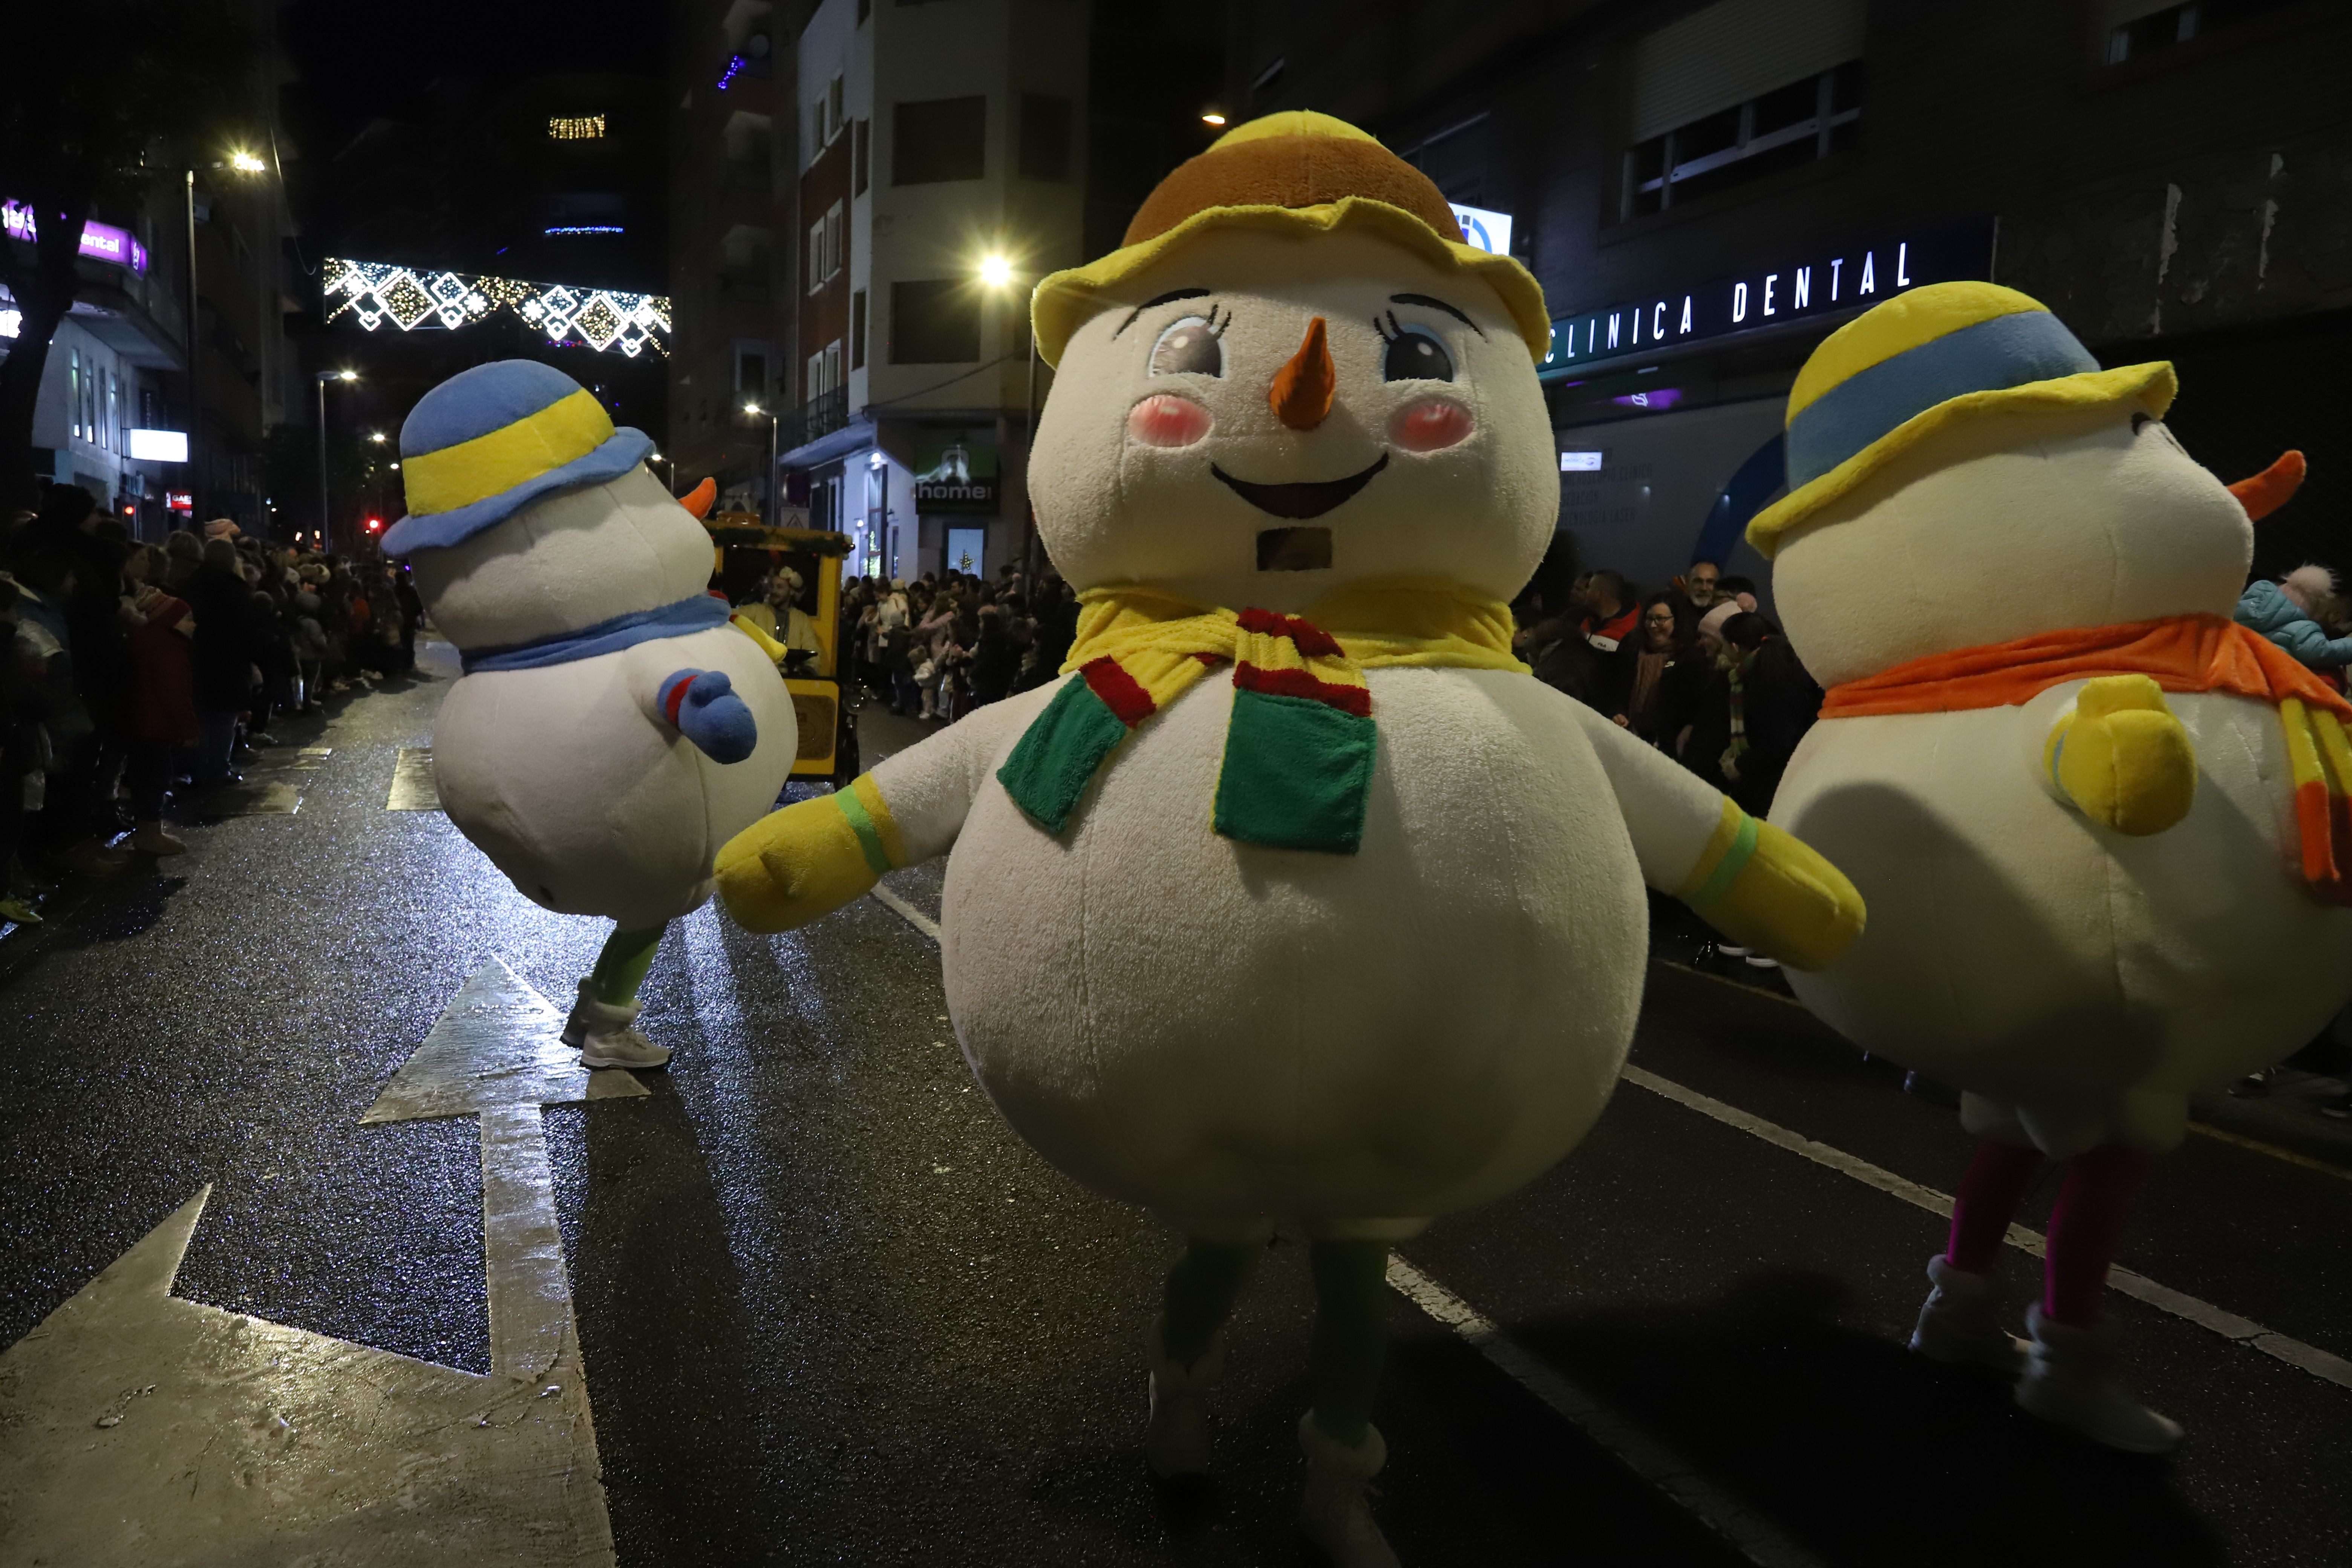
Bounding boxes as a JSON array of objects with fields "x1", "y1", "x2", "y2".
[{"x1": 998, "y1": 579, "x2": 1527, "y2": 853}]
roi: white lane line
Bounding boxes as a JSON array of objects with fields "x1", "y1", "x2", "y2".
[
  {"x1": 479, "y1": 1102, "x2": 573, "y2": 1381},
  {"x1": 1621, "y1": 1064, "x2": 2352, "y2": 1393},
  {"x1": 860, "y1": 883, "x2": 1817, "y2": 1560},
  {"x1": 868, "y1": 883, "x2": 942, "y2": 941},
  {"x1": 1387, "y1": 1256, "x2": 1824, "y2": 1568}
]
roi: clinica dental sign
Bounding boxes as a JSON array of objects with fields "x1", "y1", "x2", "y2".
[{"x1": 1538, "y1": 217, "x2": 1994, "y2": 378}]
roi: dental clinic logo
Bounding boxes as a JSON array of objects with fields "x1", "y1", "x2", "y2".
[
  {"x1": 1448, "y1": 204, "x2": 1514, "y2": 257},
  {"x1": 1539, "y1": 217, "x2": 1994, "y2": 377}
]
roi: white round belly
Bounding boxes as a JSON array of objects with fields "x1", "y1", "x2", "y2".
[
  {"x1": 1772, "y1": 688, "x2": 2352, "y2": 1125},
  {"x1": 940, "y1": 667, "x2": 1648, "y2": 1223},
  {"x1": 432, "y1": 628, "x2": 796, "y2": 928}
]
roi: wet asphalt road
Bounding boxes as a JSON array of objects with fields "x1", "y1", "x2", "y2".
[{"x1": 5, "y1": 642, "x2": 2350, "y2": 1566}]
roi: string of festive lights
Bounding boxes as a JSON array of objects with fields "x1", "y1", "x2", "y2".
[
  {"x1": 323, "y1": 257, "x2": 670, "y2": 357},
  {"x1": 547, "y1": 114, "x2": 606, "y2": 139}
]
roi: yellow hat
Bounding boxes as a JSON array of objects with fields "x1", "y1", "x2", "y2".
[
  {"x1": 1030, "y1": 111, "x2": 1549, "y2": 367},
  {"x1": 1744, "y1": 282, "x2": 2176, "y2": 559}
]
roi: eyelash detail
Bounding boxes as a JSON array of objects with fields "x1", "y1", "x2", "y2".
[{"x1": 1374, "y1": 309, "x2": 1403, "y2": 341}]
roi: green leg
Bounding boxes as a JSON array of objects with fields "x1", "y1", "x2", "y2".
[
  {"x1": 586, "y1": 922, "x2": 667, "y2": 1007},
  {"x1": 1306, "y1": 1239, "x2": 1392, "y2": 1447},
  {"x1": 1161, "y1": 1236, "x2": 1263, "y2": 1370}
]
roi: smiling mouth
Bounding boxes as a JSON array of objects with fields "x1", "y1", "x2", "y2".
[{"x1": 1210, "y1": 452, "x2": 1389, "y2": 520}]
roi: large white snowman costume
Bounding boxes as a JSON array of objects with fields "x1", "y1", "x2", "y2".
[
  {"x1": 1753, "y1": 283, "x2": 2352, "y2": 1453},
  {"x1": 714, "y1": 113, "x2": 1865, "y2": 1564},
  {"x1": 385, "y1": 361, "x2": 796, "y2": 1067}
]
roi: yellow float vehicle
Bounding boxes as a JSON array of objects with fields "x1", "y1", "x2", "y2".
[{"x1": 703, "y1": 507, "x2": 860, "y2": 791}]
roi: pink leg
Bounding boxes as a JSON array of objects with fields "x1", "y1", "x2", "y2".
[
  {"x1": 2043, "y1": 1145, "x2": 2150, "y2": 1327},
  {"x1": 1947, "y1": 1139, "x2": 2042, "y2": 1274}
]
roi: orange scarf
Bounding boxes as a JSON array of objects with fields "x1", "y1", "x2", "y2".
[{"x1": 1822, "y1": 614, "x2": 2352, "y2": 897}]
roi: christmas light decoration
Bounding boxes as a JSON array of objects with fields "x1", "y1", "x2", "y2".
[
  {"x1": 323, "y1": 257, "x2": 671, "y2": 358},
  {"x1": 548, "y1": 115, "x2": 606, "y2": 140}
]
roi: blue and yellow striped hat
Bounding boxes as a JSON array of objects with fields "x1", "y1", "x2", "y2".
[
  {"x1": 382, "y1": 360, "x2": 653, "y2": 555},
  {"x1": 1746, "y1": 283, "x2": 2175, "y2": 559}
]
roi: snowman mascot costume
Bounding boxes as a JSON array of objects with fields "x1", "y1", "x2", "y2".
[
  {"x1": 1755, "y1": 283, "x2": 2352, "y2": 1453},
  {"x1": 716, "y1": 113, "x2": 1865, "y2": 1563},
  {"x1": 384, "y1": 360, "x2": 797, "y2": 1068}
]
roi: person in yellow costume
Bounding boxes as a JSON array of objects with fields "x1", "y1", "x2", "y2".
[{"x1": 717, "y1": 112, "x2": 1865, "y2": 1565}]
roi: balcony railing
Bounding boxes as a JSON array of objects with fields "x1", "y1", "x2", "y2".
[{"x1": 782, "y1": 386, "x2": 850, "y2": 452}]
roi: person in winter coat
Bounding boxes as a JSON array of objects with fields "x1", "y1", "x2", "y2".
[
  {"x1": 967, "y1": 604, "x2": 1016, "y2": 707},
  {"x1": 122, "y1": 545, "x2": 193, "y2": 855},
  {"x1": 2235, "y1": 565, "x2": 2352, "y2": 671},
  {"x1": 182, "y1": 538, "x2": 255, "y2": 786},
  {"x1": 1677, "y1": 611, "x2": 1821, "y2": 820},
  {"x1": 1606, "y1": 594, "x2": 1707, "y2": 747}
]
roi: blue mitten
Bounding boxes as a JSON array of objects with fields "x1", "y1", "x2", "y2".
[{"x1": 658, "y1": 669, "x2": 758, "y2": 763}]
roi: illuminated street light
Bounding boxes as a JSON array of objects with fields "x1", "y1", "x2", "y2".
[
  {"x1": 368, "y1": 430, "x2": 387, "y2": 444},
  {"x1": 744, "y1": 404, "x2": 780, "y2": 526},
  {"x1": 976, "y1": 253, "x2": 1015, "y2": 289},
  {"x1": 1201, "y1": 111, "x2": 1227, "y2": 126},
  {"x1": 228, "y1": 149, "x2": 266, "y2": 173},
  {"x1": 338, "y1": 369, "x2": 358, "y2": 382},
  {"x1": 317, "y1": 370, "x2": 361, "y2": 552}
]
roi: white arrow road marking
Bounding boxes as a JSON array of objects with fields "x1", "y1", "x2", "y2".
[
  {"x1": 388, "y1": 747, "x2": 441, "y2": 811},
  {"x1": 0, "y1": 958, "x2": 633, "y2": 1564}
]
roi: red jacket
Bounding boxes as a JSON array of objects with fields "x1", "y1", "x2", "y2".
[{"x1": 129, "y1": 594, "x2": 199, "y2": 745}]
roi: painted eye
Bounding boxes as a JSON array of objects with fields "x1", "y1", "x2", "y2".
[
  {"x1": 1148, "y1": 315, "x2": 1223, "y2": 377},
  {"x1": 1382, "y1": 326, "x2": 1453, "y2": 383}
]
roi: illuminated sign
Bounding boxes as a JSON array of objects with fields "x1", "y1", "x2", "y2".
[
  {"x1": 1, "y1": 202, "x2": 149, "y2": 273},
  {"x1": 548, "y1": 115, "x2": 606, "y2": 140},
  {"x1": 1539, "y1": 218, "x2": 1995, "y2": 378},
  {"x1": 545, "y1": 225, "x2": 625, "y2": 236},
  {"x1": 0, "y1": 308, "x2": 17, "y2": 338},
  {"x1": 166, "y1": 491, "x2": 193, "y2": 513},
  {"x1": 1449, "y1": 203, "x2": 1514, "y2": 257},
  {"x1": 1559, "y1": 450, "x2": 1604, "y2": 472},
  {"x1": 127, "y1": 428, "x2": 189, "y2": 462},
  {"x1": 1610, "y1": 387, "x2": 1684, "y2": 412},
  {"x1": 323, "y1": 257, "x2": 670, "y2": 357}
]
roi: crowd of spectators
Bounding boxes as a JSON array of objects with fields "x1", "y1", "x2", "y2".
[
  {"x1": 1, "y1": 484, "x2": 420, "y2": 927},
  {"x1": 838, "y1": 563, "x2": 1077, "y2": 723}
]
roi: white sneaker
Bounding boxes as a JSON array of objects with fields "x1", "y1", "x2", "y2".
[
  {"x1": 1296, "y1": 1414, "x2": 1400, "y2": 1568},
  {"x1": 1744, "y1": 954, "x2": 1781, "y2": 970},
  {"x1": 561, "y1": 981, "x2": 672, "y2": 1070},
  {"x1": 2015, "y1": 1304, "x2": 2182, "y2": 1453},
  {"x1": 130, "y1": 822, "x2": 187, "y2": 856},
  {"x1": 1715, "y1": 943, "x2": 1751, "y2": 958},
  {"x1": 1908, "y1": 1254, "x2": 2027, "y2": 1374},
  {"x1": 1142, "y1": 1317, "x2": 1222, "y2": 1478}
]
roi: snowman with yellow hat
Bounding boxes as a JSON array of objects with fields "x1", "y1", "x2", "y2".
[
  {"x1": 1756, "y1": 282, "x2": 2352, "y2": 1452},
  {"x1": 717, "y1": 112, "x2": 1863, "y2": 1562},
  {"x1": 385, "y1": 360, "x2": 797, "y2": 1068}
]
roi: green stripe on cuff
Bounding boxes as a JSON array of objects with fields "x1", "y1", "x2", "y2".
[
  {"x1": 1687, "y1": 808, "x2": 1760, "y2": 910},
  {"x1": 834, "y1": 787, "x2": 894, "y2": 876}
]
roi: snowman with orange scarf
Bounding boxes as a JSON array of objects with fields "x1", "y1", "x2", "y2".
[
  {"x1": 715, "y1": 111, "x2": 1867, "y2": 1562},
  {"x1": 1756, "y1": 282, "x2": 2352, "y2": 1453}
]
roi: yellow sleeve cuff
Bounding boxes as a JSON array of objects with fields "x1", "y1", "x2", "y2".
[
  {"x1": 2043, "y1": 675, "x2": 2196, "y2": 836},
  {"x1": 714, "y1": 774, "x2": 903, "y2": 932},
  {"x1": 1678, "y1": 798, "x2": 1865, "y2": 972}
]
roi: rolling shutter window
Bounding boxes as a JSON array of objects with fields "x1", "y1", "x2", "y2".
[{"x1": 1631, "y1": 0, "x2": 1865, "y2": 142}]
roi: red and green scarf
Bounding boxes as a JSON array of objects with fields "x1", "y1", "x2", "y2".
[{"x1": 998, "y1": 581, "x2": 1526, "y2": 854}]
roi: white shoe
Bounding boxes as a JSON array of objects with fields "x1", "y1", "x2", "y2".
[
  {"x1": 2015, "y1": 1304, "x2": 2182, "y2": 1453},
  {"x1": 561, "y1": 981, "x2": 672, "y2": 1069},
  {"x1": 131, "y1": 822, "x2": 187, "y2": 856},
  {"x1": 1715, "y1": 943, "x2": 1750, "y2": 958},
  {"x1": 1744, "y1": 954, "x2": 1781, "y2": 970},
  {"x1": 1142, "y1": 1317, "x2": 1222, "y2": 1478},
  {"x1": 1909, "y1": 1254, "x2": 2027, "y2": 1374},
  {"x1": 1297, "y1": 1414, "x2": 1400, "y2": 1568}
]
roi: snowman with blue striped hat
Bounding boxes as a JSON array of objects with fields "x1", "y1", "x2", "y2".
[{"x1": 385, "y1": 359, "x2": 797, "y2": 1068}]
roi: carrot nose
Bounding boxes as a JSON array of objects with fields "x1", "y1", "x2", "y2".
[
  {"x1": 1269, "y1": 317, "x2": 1336, "y2": 430},
  {"x1": 680, "y1": 476, "x2": 718, "y2": 519},
  {"x1": 2228, "y1": 449, "x2": 2305, "y2": 521}
]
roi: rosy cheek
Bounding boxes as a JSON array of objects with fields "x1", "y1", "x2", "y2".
[
  {"x1": 1127, "y1": 394, "x2": 1213, "y2": 448},
  {"x1": 1389, "y1": 398, "x2": 1474, "y2": 452}
]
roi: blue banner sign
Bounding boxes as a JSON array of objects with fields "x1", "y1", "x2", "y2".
[{"x1": 1539, "y1": 217, "x2": 1995, "y2": 379}]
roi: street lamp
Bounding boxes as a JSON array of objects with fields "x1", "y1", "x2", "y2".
[
  {"x1": 316, "y1": 369, "x2": 358, "y2": 553},
  {"x1": 182, "y1": 146, "x2": 270, "y2": 522},
  {"x1": 647, "y1": 449, "x2": 675, "y2": 494},
  {"x1": 744, "y1": 402, "x2": 778, "y2": 528},
  {"x1": 972, "y1": 250, "x2": 1040, "y2": 583}
]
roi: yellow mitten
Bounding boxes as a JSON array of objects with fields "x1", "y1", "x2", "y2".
[
  {"x1": 1678, "y1": 801, "x2": 1866, "y2": 971},
  {"x1": 2044, "y1": 675, "x2": 2197, "y2": 836},
  {"x1": 715, "y1": 775, "x2": 906, "y2": 931}
]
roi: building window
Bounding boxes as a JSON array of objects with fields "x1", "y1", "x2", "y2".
[
  {"x1": 807, "y1": 201, "x2": 845, "y2": 293},
  {"x1": 806, "y1": 339, "x2": 845, "y2": 402},
  {"x1": 894, "y1": 96, "x2": 986, "y2": 184},
  {"x1": 736, "y1": 344, "x2": 770, "y2": 401},
  {"x1": 548, "y1": 114, "x2": 606, "y2": 140},
  {"x1": 852, "y1": 118, "x2": 869, "y2": 195},
  {"x1": 1018, "y1": 94, "x2": 1073, "y2": 181},
  {"x1": 891, "y1": 279, "x2": 980, "y2": 363},
  {"x1": 1624, "y1": 61, "x2": 1860, "y2": 218},
  {"x1": 851, "y1": 289, "x2": 868, "y2": 369},
  {"x1": 2106, "y1": 0, "x2": 2298, "y2": 62},
  {"x1": 829, "y1": 75, "x2": 845, "y2": 140}
]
